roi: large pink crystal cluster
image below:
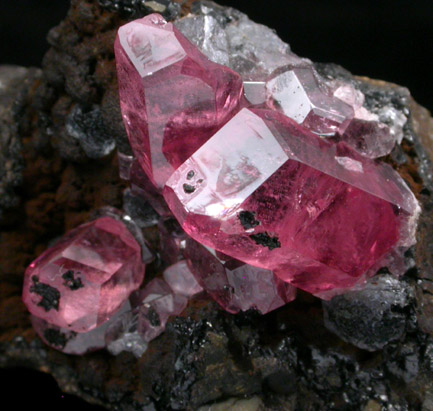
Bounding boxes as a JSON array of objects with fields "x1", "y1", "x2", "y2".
[
  {"x1": 115, "y1": 13, "x2": 419, "y2": 301},
  {"x1": 23, "y1": 11, "x2": 421, "y2": 356}
]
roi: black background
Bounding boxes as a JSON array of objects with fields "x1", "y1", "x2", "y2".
[{"x1": 0, "y1": 0, "x2": 432, "y2": 409}]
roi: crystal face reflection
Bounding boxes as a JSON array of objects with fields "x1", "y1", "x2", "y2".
[
  {"x1": 164, "y1": 108, "x2": 419, "y2": 297},
  {"x1": 266, "y1": 67, "x2": 354, "y2": 136}
]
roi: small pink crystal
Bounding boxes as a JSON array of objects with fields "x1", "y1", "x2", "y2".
[
  {"x1": 164, "y1": 108, "x2": 419, "y2": 298},
  {"x1": 184, "y1": 238, "x2": 296, "y2": 314},
  {"x1": 163, "y1": 260, "x2": 203, "y2": 297},
  {"x1": 23, "y1": 217, "x2": 145, "y2": 332},
  {"x1": 330, "y1": 82, "x2": 404, "y2": 158},
  {"x1": 135, "y1": 278, "x2": 188, "y2": 341},
  {"x1": 266, "y1": 66, "x2": 354, "y2": 135},
  {"x1": 115, "y1": 13, "x2": 244, "y2": 190}
]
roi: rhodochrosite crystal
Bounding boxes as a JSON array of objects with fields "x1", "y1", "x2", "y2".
[
  {"x1": 22, "y1": 217, "x2": 145, "y2": 332},
  {"x1": 163, "y1": 260, "x2": 203, "y2": 297},
  {"x1": 106, "y1": 263, "x2": 202, "y2": 357},
  {"x1": 164, "y1": 108, "x2": 419, "y2": 297},
  {"x1": 115, "y1": 13, "x2": 244, "y2": 190},
  {"x1": 184, "y1": 238, "x2": 296, "y2": 314},
  {"x1": 266, "y1": 66, "x2": 354, "y2": 136},
  {"x1": 134, "y1": 278, "x2": 188, "y2": 341}
]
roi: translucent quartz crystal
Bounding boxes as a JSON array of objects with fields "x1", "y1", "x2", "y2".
[
  {"x1": 136, "y1": 278, "x2": 188, "y2": 341},
  {"x1": 164, "y1": 108, "x2": 419, "y2": 298},
  {"x1": 105, "y1": 308, "x2": 148, "y2": 357},
  {"x1": 123, "y1": 188, "x2": 159, "y2": 229},
  {"x1": 266, "y1": 66, "x2": 354, "y2": 136},
  {"x1": 176, "y1": 5, "x2": 309, "y2": 80},
  {"x1": 22, "y1": 217, "x2": 145, "y2": 332},
  {"x1": 184, "y1": 238, "x2": 296, "y2": 314},
  {"x1": 163, "y1": 260, "x2": 203, "y2": 297},
  {"x1": 115, "y1": 13, "x2": 244, "y2": 190},
  {"x1": 31, "y1": 301, "x2": 131, "y2": 355},
  {"x1": 106, "y1": 270, "x2": 202, "y2": 357},
  {"x1": 331, "y1": 82, "x2": 406, "y2": 158}
]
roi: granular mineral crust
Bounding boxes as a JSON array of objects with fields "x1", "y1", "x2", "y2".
[{"x1": 1, "y1": 1, "x2": 433, "y2": 410}]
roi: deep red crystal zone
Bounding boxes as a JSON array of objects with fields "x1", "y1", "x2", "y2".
[
  {"x1": 22, "y1": 217, "x2": 145, "y2": 332},
  {"x1": 164, "y1": 108, "x2": 418, "y2": 297},
  {"x1": 115, "y1": 13, "x2": 245, "y2": 190}
]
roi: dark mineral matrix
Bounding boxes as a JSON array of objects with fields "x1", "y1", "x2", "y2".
[{"x1": 1, "y1": 1, "x2": 433, "y2": 410}]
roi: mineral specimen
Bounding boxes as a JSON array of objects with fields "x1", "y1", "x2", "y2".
[
  {"x1": 184, "y1": 238, "x2": 295, "y2": 314},
  {"x1": 5, "y1": 0, "x2": 433, "y2": 409},
  {"x1": 115, "y1": 13, "x2": 244, "y2": 190},
  {"x1": 164, "y1": 107, "x2": 419, "y2": 297},
  {"x1": 22, "y1": 216, "x2": 145, "y2": 332}
]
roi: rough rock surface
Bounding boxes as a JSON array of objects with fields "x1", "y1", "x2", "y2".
[{"x1": 1, "y1": 1, "x2": 433, "y2": 410}]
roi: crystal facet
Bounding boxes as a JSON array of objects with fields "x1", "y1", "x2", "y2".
[
  {"x1": 31, "y1": 301, "x2": 131, "y2": 355},
  {"x1": 135, "y1": 278, "x2": 188, "y2": 341},
  {"x1": 330, "y1": 82, "x2": 405, "y2": 158},
  {"x1": 266, "y1": 66, "x2": 354, "y2": 136},
  {"x1": 105, "y1": 308, "x2": 148, "y2": 357},
  {"x1": 164, "y1": 108, "x2": 419, "y2": 297},
  {"x1": 163, "y1": 260, "x2": 203, "y2": 297},
  {"x1": 23, "y1": 217, "x2": 145, "y2": 332},
  {"x1": 184, "y1": 238, "x2": 296, "y2": 314},
  {"x1": 115, "y1": 13, "x2": 244, "y2": 190}
]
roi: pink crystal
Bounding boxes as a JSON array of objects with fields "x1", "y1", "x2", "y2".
[
  {"x1": 135, "y1": 278, "x2": 188, "y2": 341},
  {"x1": 330, "y1": 82, "x2": 401, "y2": 158},
  {"x1": 266, "y1": 66, "x2": 354, "y2": 136},
  {"x1": 22, "y1": 217, "x2": 145, "y2": 332},
  {"x1": 184, "y1": 238, "x2": 296, "y2": 314},
  {"x1": 163, "y1": 260, "x2": 203, "y2": 297},
  {"x1": 30, "y1": 301, "x2": 130, "y2": 355},
  {"x1": 339, "y1": 119, "x2": 396, "y2": 159},
  {"x1": 115, "y1": 13, "x2": 244, "y2": 190},
  {"x1": 164, "y1": 108, "x2": 419, "y2": 298}
]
